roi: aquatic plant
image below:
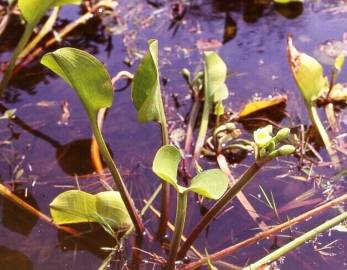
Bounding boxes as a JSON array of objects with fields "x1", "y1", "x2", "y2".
[
  {"x1": 131, "y1": 39, "x2": 170, "y2": 238},
  {"x1": 0, "y1": 0, "x2": 82, "y2": 96},
  {"x1": 152, "y1": 145, "x2": 228, "y2": 270},
  {"x1": 287, "y1": 36, "x2": 341, "y2": 168},
  {"x1": 41, "y1": 47, "x2": 145, "y2": 234}
]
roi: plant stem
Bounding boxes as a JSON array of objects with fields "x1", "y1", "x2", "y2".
[
  {"x1": 0, "y1": 183, "x2": 78, "y2": 236},
  {"x1": 308, "y1": 106, "x2": 340, "y2": 169},
  {"x1": 217, "y1": 155, "x2": 269, "y2": 231},
  {"x1": 166, "y1": 192, "x2": 188, "y2": 270},
  {"x1": 185, "y1": 98, "x2": 201, "y2": 155},
  {"x1": 91, "y1": 120, "x2": 144, "y2": 235},
  {"x1": 0, "y1": 24, "x2": 34, "y2": 97},
  {"x1": 244, "y1": 211, "x2": 347, "y2": 270},
  {"x1": 18, "y1": 7, "x2": 60, "y2": 60},
  {"x1": 15, "y1": 12, "x2": 94, "y2": 74},
  {"x1": 182, "y1": 193, "x2": 347, "y2": 270},
  {"x1": 157, "y1": 92, "x2": 171, "y2": 239},
  {"x1": 177, "y1": 160, "x2": 266, "y2": 259},
  {"x1": 192, "y1": 73, "x2": 210, "y2": 168}
]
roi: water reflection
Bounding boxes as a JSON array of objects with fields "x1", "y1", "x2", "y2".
[
  {"x1": 209, "y1": 0, "x2": 303, "y2": 43},
  {"x1": 57, "y1": 224, "x2": 117, "y2": 260},
  {"x1": 0, "y1": 7, "x2": 111, "y2": 103},
  {"x1": 0, "y1": 246, "x2": 33, "y2": 270},
  {"x1": 0, "y1": 104, "x2": 100, "y2": 175},
  {"x1": 1, "y1": 184, "x2": 39, "y2": 236}
]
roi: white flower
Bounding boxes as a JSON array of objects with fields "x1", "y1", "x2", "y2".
[{"x1": 254, "y1": 126, "x2": 273, "y2": 148}]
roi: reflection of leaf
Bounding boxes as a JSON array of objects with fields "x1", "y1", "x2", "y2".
[
  {"x1": 0, "y1": 246, "x2": 33, "y2": 270},
  {"x1": 131, "y1": 39, "x2": 165, "y2": 123},
  {"x1": 287, "y1": 36, "x2": 328, "y2": 105},
  {"x1": 238, "y1": 95, "x2": 287, "y2": 119},
  {"x1": 188, "y1": 169, "x2": 228, "y2": 200},
  {"x1": 2, "y1": 187, "x2": 39, "y2": 236},
  {"x1": 50, "y1": 190, "x2": 132, "y2": 230}
]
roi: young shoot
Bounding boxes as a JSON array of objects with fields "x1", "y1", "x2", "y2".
[
  {"x1": 131, "y1": 39, "x2": 170, "y2": 238},
  {"x1": 287, "y1": 36, "x2": 340, "y2": 169},
  {"x1": 152, "y1": 145, "x2": 228, "y2": 270}
]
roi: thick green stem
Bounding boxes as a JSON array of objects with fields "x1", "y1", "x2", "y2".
[
  {"x1": 308, "y1": 106, "x2": 340, "y2": 169},
  {"x1": 91, "y1": 120, "x2": 144, "y2": 235},
  {"x1": 157, "y1": 98, "x2": 171, "y2": 239},
  {"x1": 177, "y1": 160, "x2": 267, "y2": 259},
  {"x1": 244, "y1": 211, "x2": 347, "y2": 270},
  {"x1": 166, "y1": 192, "x2": 188, "y2": 270},
  {"x1": 0, "y1": 24, "x2": 34, "y2": 96}
]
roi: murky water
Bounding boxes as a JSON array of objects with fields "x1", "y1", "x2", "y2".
[{"x1": 1, "y1": 0, "x2": 347, "y2": 269}]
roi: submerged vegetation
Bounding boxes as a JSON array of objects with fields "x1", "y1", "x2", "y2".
[{"x1": 1, "y1": 0, "x2": 347, "y2": 269}]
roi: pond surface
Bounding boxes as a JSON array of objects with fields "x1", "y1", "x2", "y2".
[{"x1": 1, "y1": 0, "x2": 347, "y2": 269}]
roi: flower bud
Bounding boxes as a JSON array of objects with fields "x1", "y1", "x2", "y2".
[
  {"x1": 274, "y1": 128, "x2": 290, "y2": 143},
  {"x1": 277, "y1": 145, "x2": 296, "y2": 156},
  {"x1": 181, "y1": 68, "x2": 191, "y2": 82}
]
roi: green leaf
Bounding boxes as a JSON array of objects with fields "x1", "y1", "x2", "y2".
[
  {"x1": 287, "y1": 36, "x2": 328, "y2": 105},
  {"x1": 131, "y1": 39, "x2": 165, "y2": 123},
  {"x1": 188, "y1": 169, "x2": 228, "y2": 200},
  {"x1": 95, "y1": 191, "x2": 132, "y2": 229},
  {"x1": 50, "y1": 190, "x2": 96, "y2": 224},
  {"x1": 334, "y1": 54, "x2": 345, "y2": 72},
  {"x1": 204, "y1": 52, "x2": 229, "y2": 103},
  {"x1": 18, "y1": 0, "x2": 81, "y2": 25},
  {"x1": 50, "y1": 190, "x2": 132, "y2": 230},
  {"x1": 41, "y1": 48, "x2": 113, "y2": 119},
  {"x1": 152, "y1": 145, "x2": 181, "y2": 189}
]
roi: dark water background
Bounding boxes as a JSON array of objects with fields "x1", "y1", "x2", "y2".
[{"x1": 1, "y1": 0, "x2": 347, "y2": 269}]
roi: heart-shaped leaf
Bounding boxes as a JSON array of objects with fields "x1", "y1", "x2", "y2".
[
  {"x1": 152, "y1": 145, "x2": 181, "y2": 190},
  {"x1": 131, "y1": 39, "x2": 165, "y2": 123},
  {"x1": 19, "y1": 0, "x2": 81, "y2": 25},
  {"x1": 50, "y1": 190, "x2": 132, "y2": 230},
  {"x1": 188, "y1": 169, "x2": 228, "y2": 200},
  {"x1": 41, "y1": 47, "x2": 113, "y2": 119},
  {"x1": 204, "y1": 52, "x2": 229, "y2": 103},
  {"x1": 287, "y1": 36, "x2": 328, "y2": 105}
]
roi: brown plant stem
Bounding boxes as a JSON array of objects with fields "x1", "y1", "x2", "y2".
[
  {"x1": 0, "y1": 182, "x2": 78, "y2": 236},
  {"x1": 177, "y1": 159, "x2": 267, "y2": 259},
  {"x1": 181, "y1": 193, "x2": 347, "y2": 270},
  {"x1": 217, "y1": 155, "x2": 269, "y2": 231}
]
